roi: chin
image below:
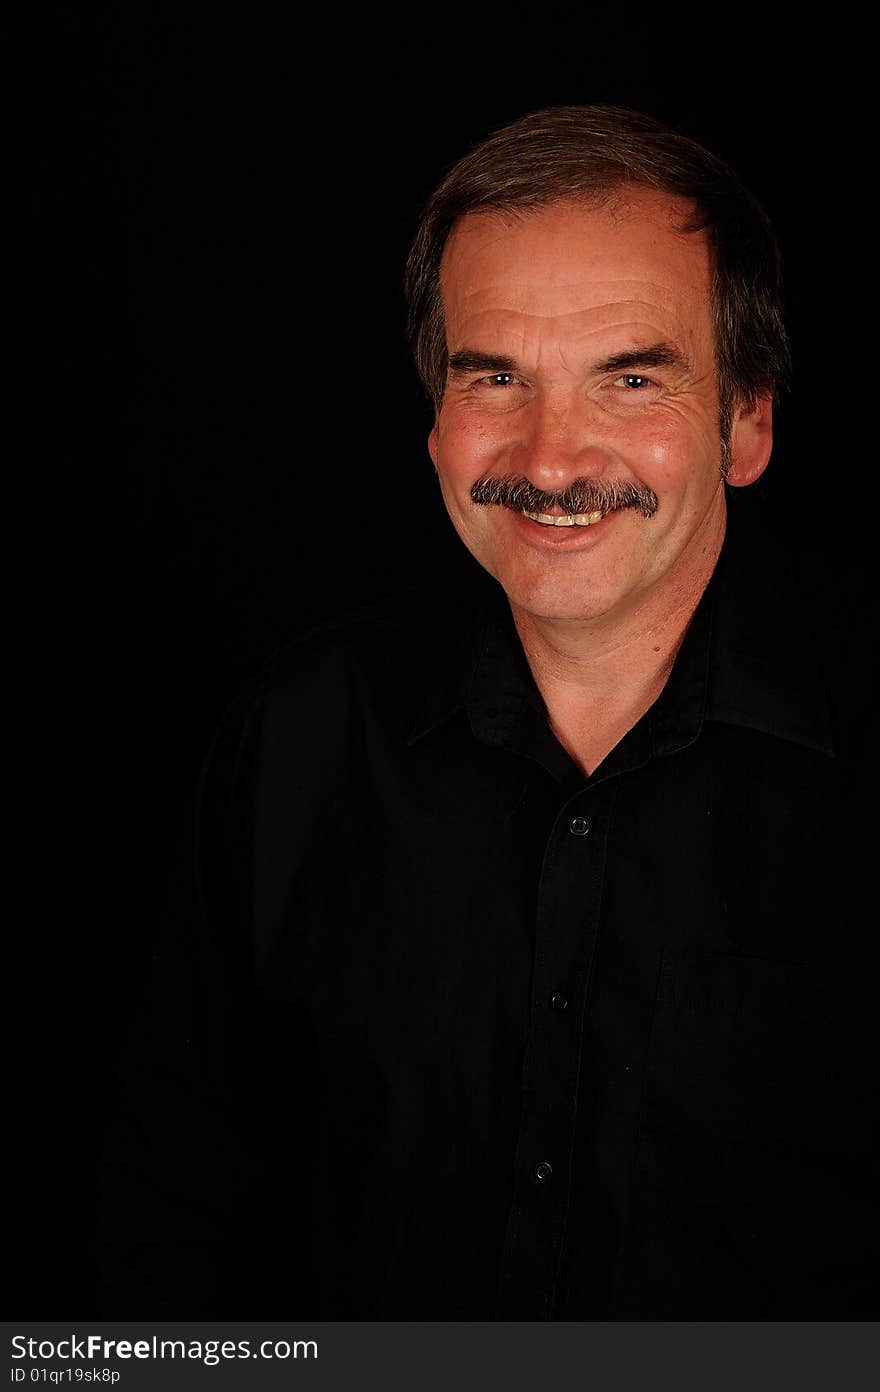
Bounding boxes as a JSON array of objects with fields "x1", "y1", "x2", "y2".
[{"x1": 494, "y1": 572, "x2": 621, "y2": 624}]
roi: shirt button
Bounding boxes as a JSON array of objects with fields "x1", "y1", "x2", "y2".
[
  {"x1": 533, "y1": 1161, "x2": 553, "y2": 1184},
  {"x1": 550, "y1": 992, "x2": 569, "y2": 1011},
  {"x1": 569, "y1": 816, "x2": 590, "y2": 836}
]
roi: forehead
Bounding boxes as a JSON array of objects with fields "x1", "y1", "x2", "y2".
[{"x1": 439, "y1": 189, "x2": 714, "y2": 355}]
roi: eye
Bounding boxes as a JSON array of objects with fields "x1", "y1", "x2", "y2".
[
  {"x1": 616, "y1": 374, "x2": 654, "y2": 389},
  {"x1": 484, "y1": 372, "x2": 515, "y2": 387}
]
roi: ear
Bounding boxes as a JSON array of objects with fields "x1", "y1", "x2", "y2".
[
  {"x1": 428, "y1": 417, "x2": 439, "y2": 470},
  {"x1": 726, "y1": 393, "x2": 773, "y2": 488}
]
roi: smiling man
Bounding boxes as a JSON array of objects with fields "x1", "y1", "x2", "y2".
[{"x1": 100, "y1": 107, "x2": 876, "y2": 1320}]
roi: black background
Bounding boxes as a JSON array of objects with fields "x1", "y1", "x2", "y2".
[{"x1": 24, "y1": 6, "x2": 871, "y2": 1315}]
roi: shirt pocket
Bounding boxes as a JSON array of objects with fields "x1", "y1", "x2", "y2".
[{"x1": 638, "y1": 949, "x2": 841, "y2": 1150}]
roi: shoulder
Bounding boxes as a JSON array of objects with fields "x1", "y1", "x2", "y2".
[
  {"x1": 200, "y1": 571, "x2": 488, "y2": 812},
  {"x1": 784, "y1": 534, "x2": 877, "y2": 766},
  {"x1": 257, "y1": 583, "x2": 460, "y2": 741},
  {"x1": 722, "y1": 491, "x2": 876, "y2": 764}
]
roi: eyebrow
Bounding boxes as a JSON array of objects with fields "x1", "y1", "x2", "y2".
[
  {"x1": 447, "y1": 350, "x2": 520, "y2": 378},
  {"x1": 447, "y1": 341, "x2": 691, "y2": 379},
  {"x1": 593, "y1": 342, "x2": 691, "y2": 374}
]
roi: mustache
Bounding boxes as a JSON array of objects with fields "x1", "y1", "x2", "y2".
[{"x1": 470, "y1": 475, "x2": 659, "y2": 518}]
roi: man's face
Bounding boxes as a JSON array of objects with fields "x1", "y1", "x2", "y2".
[{"x1": 428, "y1": 190, "x2": 767, "y2": 626}]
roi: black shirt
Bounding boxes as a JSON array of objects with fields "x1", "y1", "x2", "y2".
[{"x1": 99, "y1": 491, "x2": 878, "y2": 1319}]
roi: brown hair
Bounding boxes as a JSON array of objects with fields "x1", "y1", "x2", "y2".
[{"x1": 404, "y1": 105, "x2": 790, "y2": 440}]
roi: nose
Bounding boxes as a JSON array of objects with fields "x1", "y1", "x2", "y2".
[{"x1": 509, "y1": 392, "x2": 614, "y2": 487}]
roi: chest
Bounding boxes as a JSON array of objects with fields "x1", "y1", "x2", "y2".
[{"x1": 253, "y1": 717, "x2": 847, "y2": 1074}]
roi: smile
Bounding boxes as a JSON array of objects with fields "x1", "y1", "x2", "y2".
[{"x1": 522, "y1": 510, "x2": 606, "y2": 527}]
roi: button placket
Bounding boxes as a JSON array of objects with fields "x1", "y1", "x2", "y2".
[{"x1": 495, "y1": 794, "x2": 610, "y2": 1318}]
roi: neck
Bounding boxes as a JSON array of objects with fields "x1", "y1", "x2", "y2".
[{"x1": 510, "y1": 502, "x2": 726, "y2": 775}]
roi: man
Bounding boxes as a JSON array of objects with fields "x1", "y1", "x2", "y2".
[{"x1": 100, "y1": 106, "x2": 877, "y2": 1318}]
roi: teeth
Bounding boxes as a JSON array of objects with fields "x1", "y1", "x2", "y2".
[{"x1": 524, "y1": 509, "x2": 606, "y2": 527}]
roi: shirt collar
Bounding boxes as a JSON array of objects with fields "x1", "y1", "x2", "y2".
[{"x1": 407, "y1": 491, "x2": 835, "y2": 769}]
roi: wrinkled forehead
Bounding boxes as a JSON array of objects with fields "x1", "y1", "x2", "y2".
[{"x1": 439, "y1": 190, "x2": 714, "y2": 343}]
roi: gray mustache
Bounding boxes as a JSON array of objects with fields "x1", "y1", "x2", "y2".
[{"x1": 470, "y1": 475, "x2": 658, "y2": 518}]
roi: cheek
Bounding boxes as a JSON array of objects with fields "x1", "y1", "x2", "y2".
[
  {"x1": 636, "y1": 413, "x2": 719, "y2": 489},
  {"x1": 436, "y1": 408, "x2": 506, "y2": 473}
]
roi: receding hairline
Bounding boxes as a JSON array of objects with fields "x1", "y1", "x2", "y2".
[{"x1": 438, "y1": 185, "x2": 710, "y2": 278}]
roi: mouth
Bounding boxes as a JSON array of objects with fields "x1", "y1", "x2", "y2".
[
  {"x1": 522, "y1": 510, "x2": 605, "y2": 528},
  {"x1": 507, "y1": 506, "x2": 622, "y2": 550}
]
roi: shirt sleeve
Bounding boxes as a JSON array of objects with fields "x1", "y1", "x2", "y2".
[{"x1": 96, "y1": 675, "x2": 318, "y2": 1316}]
